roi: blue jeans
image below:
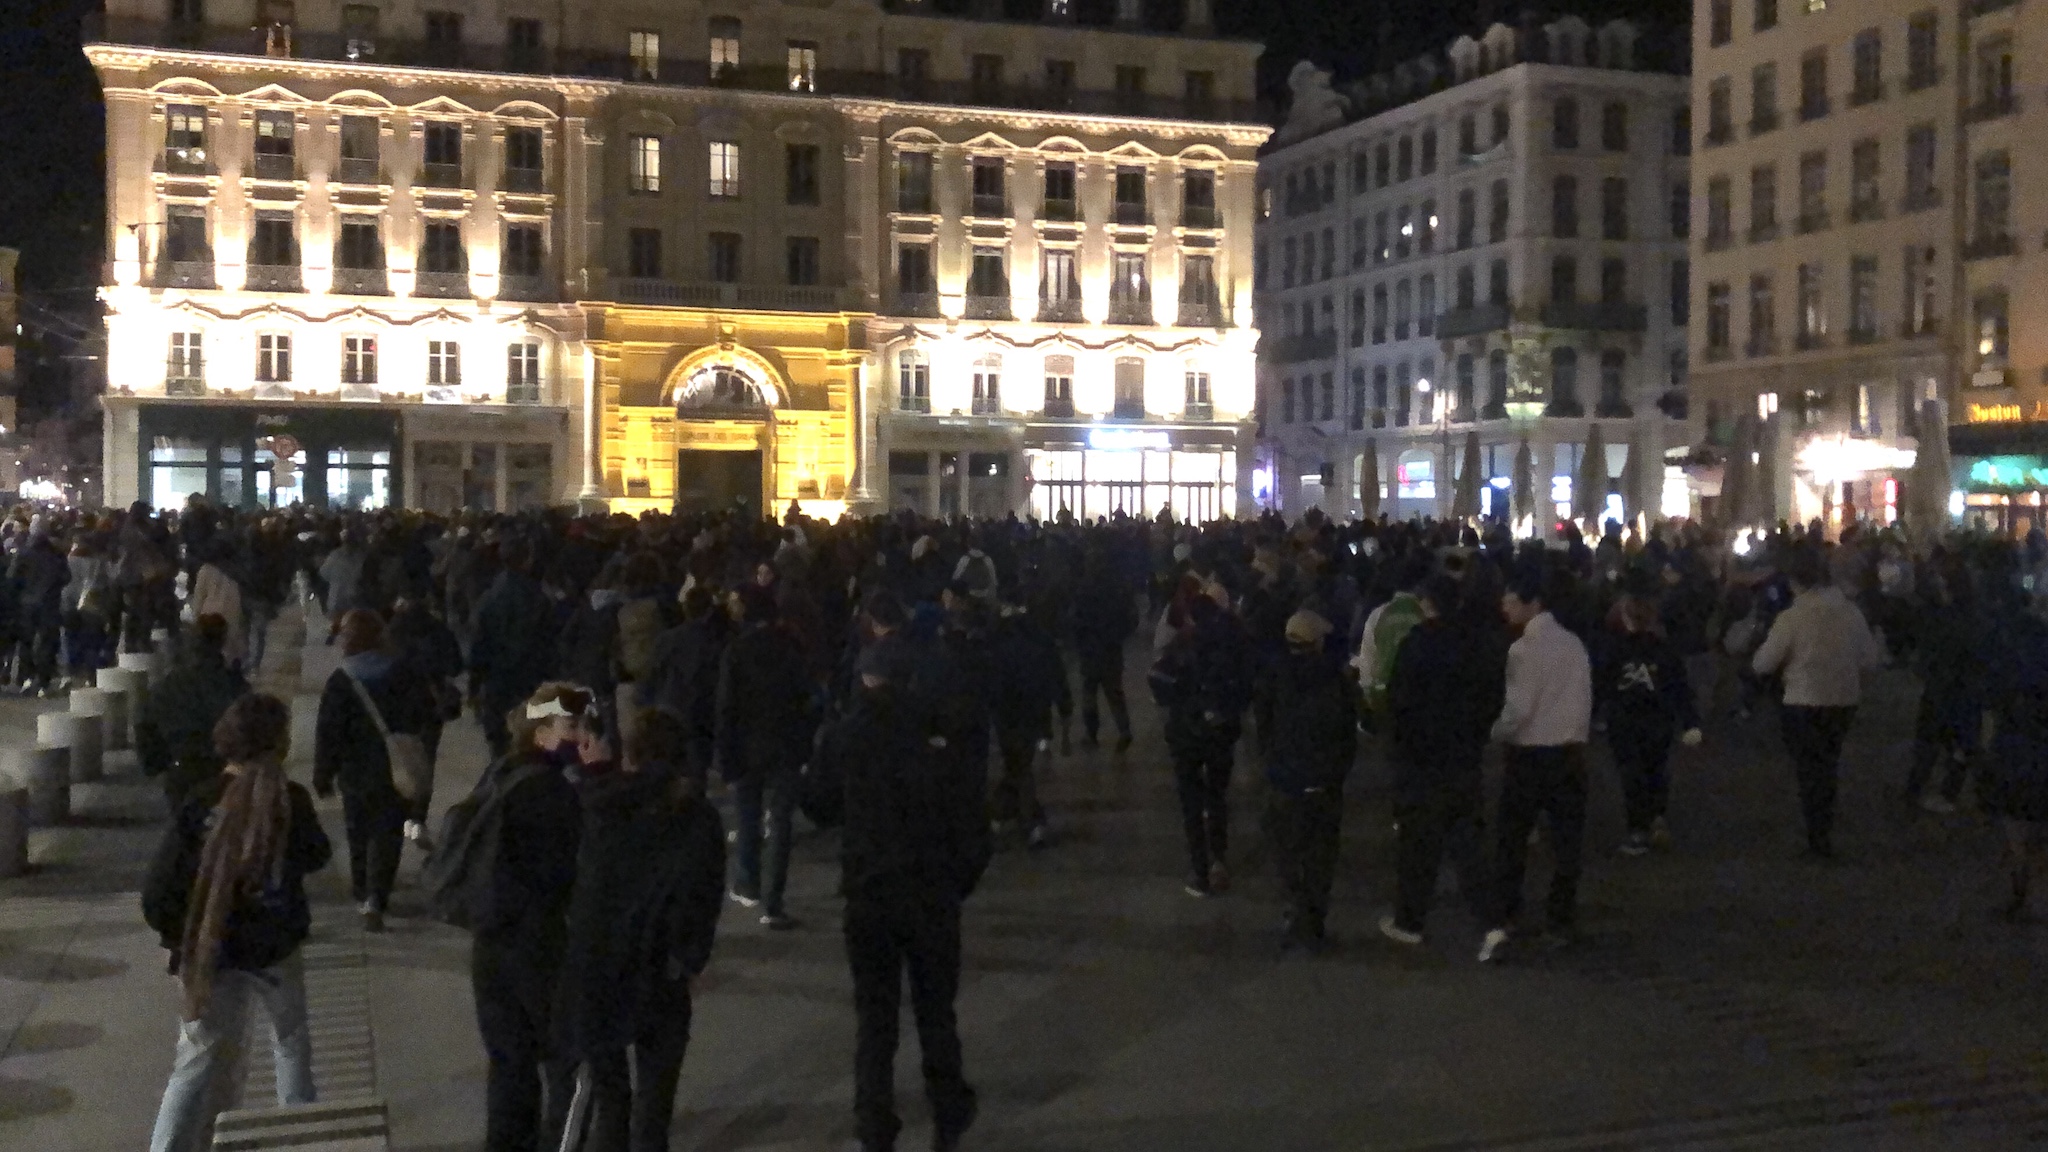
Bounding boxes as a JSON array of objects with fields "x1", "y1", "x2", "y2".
[
  {"x1": 733, "y1": 766, "x2": 799, "y2": 916},
  {"x1": 149, "y1": 953, "x2": 315, "y2": 1152}
]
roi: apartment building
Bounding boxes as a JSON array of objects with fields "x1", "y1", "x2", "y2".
[
  {"x1": 1255, "y1": 18, "x2": 1691, "y2": 529},
  {"x1": 87, "y1": 0, "x2": 1263, "y2": 518},
  {"x1": 1688, "y1": 0, "x2": 1967, "y2": 530}
]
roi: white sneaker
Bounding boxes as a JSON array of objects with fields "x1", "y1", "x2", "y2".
[
  {"x1": 1919, "y1": 794, "x2": 1958, "y2": 815},
  {"x1": 1378, "y1": 916, "x2": 1423, "y2": 946},
  {"x1": 1478, "y1": 928, "x2": 1511, "y2": 964}
]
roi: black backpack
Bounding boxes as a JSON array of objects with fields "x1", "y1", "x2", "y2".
[{"x1": 420, "y1": 759, "x2": 551, "y2": 929}]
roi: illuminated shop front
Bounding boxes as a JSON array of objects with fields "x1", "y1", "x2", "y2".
[
  {"x1": 1951, "y1": 416, "x2": 2048, "y2": 537},
  {"x1": 127, "y1": 402, "x2": 401, "y2": 511},
  {"x1": 1025, "y1": 426, "x2": 1240, "y2": 523}
]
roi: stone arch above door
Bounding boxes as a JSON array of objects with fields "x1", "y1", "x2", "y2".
[{"x1": 663, "y1": 343, "x2": 788, "y2": 414}]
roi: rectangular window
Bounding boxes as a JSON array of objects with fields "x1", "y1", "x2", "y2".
[
  {"x1": 899, "y1": 151, "x2": 933, "y2": 213},
  {"x1": 707, "y1": 141, "x2": 740, "y2": 199},
  {"x1": 971, "y1": 54, "x2": 1005, "y2": 102},
  {"x1": 1850, "y1": 139, "x2": 1880, "y2": 221},
  {"x1": 1489, "y1": 259, "x2": 1509, "y2": 306},
  {"x1": 342, "y1": 335, "x2": 377, "y2": 386},
  {"x1": 709, "y1": 232, "x2": 742, "y2": 283},
  {"x1": 1551, "y1": 255, "x2": 1578, "y2": 303},
  {"x1": 1707, "y1": 78, "x2": 1732, "y2": 144},
  {"x1": 1420, "y1": 128, "x2": 1437, "y2": 174},
  {"x1": 1904, "y1": 245, "x2": 1937, "y2": 335},
  {"x1": 1113, "y1": 166, "x2": 1147, "y2": 224},
  {"x1": 165, "y1": 207, "x2": 209, "y2": 264},
  {"x1": 1418, "y1": 274, "x2": 1435, "y2": 336},
  {"x1": 1373, "y1": 212, "x2": 1388, "y2": 263},
  {"x1": 1044, "y1": 59, "x2": 1076, "y2": 104},
  {"x1": 1041, "y1": 161, "x2": 1076, "y2": 220},
  {"x1": 423, "y1": 10, "x2": 462, "y2": 62},
  {"x1": 1601, "y1": 102, "x2": 1628, "y2": 151},
  {"x1": 1552, "y1": 175, "x2": 1578, "y2": 238},
  {"x1": 507, "y1": 342, "x2": 541, "y2": 400},
  {"x1": 1848, "y1": 256, "x2": 1878, "y2": 341},
  {"x1": 1455, "y1": 265, "x2": 1475, "y2": 309},
  {"x1": 628, "y1": 29, "x2": 659, "y2": 80},
  {"x1": 256, "y1": 333, "x2": 291, "y2": 384},
  {"x1": 968, "y1": 246, "x2": 1007, "y2": 300},
  {"x1": 1419, "y1": 198, "x2": 1437, "y2": 252},
  {"x1": 1113, "y1": 358, "x2": 1145, "y2": 418},
  {"x1": 1109, "y1": 251, "x2": 1150, "y2": 313},
  {"x1": 708, "y1": 17, "x2": 740, "y2": 78},
  {"x1": 1797, "y1": 151, "x2": 1827, "y2": 232},
  {"x1": 1182, "y1": 169, "x2": 1216, "y2": 227},
  {"x1": 627, "y1": 227, "x2": 661, "y2": 279},
  {"x1": 1601, "y1": 177, "x2": 1628, "y2": 240},
  {"x1": 1672, "y1": 105, "x2": 1691, "y2": 156},
  {"x1": 502, "y1": 224, "x2": 542, "y2": 277},
  {"x1": 338, "y1": 114, "x2": 377, "y2": 180},
  {"x1": 1706, "y1": 282, "x2": 1731, "y2": 353},
  {"x1": 419, "y1": 220, "x2": 463, "y2": 272},
  {"x1": 1040, "y1": 248, "x2": 1079, "y2": 311},
  {"x1": 1749, "y1": 163, "x2": 1777, "y2": 239},
  {"x1": 506, "y1": 17, "x2": 543, "y2": 70},
  {"x1": 897, "y1": 243, "x2": 933, "y2": 296},
  {"x1": 168, "y1": 331, "x2": 203, "y2": 382},
  {"x1": 427, "y1": 339, "x2": 460, "y2": 387},
  {"x1": 1706, "y1": 176, "x2": 1731, "y2": 248},
  {"x1": 899, "y1": 353, "x2": 930, "y2": 408},
  {"x1": 1396, "y1": 135, "x2": 1413, "y2": 181},
  {"x1": 1852, "y1": 30, "x2": 1882, "y2": 104},
  {"x1": 1393, "y1": 279, "x2": 1411, "y2": 339},
  {"x1": 1395, "y1": 206, "x2": 1412, "y2": 259},
  {"x1": 1907, "y1": 12, "x2": 1938, "y2": 91},
  {"x1": 1975, "y1": 36, "x2": 2014, "y2": 116},
  {"x1": 164, "y1": 103, "x2": 207, "y2": 170},
  {"x1": 421, "y1": 122, "x2": 461, "y2": 181},
  {"x1": 628, "y1": 135, "x2": 660, "y2": 193},
  {"x1": 1670, "y1": 179, "x2": 1691, "y2": 239},
  {"x1": 1184, "y1": 70, "x2": 1215, "y2": 113},
  {"x1": 1374, "y1": 142, "x2": 1391, "y2": 188},
  {"x1": 1670, "y1": 259, "x2": 1689, "y2": 326},
  {"x1": 503, "y1": 126, "x2": 543, "y2": 191},
  {"x1": 1456, "y1": 189, "x2": 1475, "y2": 249},
  {"x1": 1710, "y1": 0, "x2": 1731, "y2": 45},
  {"x1": 1553, "y1": 98, "x2": 1580, "y2": 149},
  {"x1": 1796, "y1": 262, "x2": 1825, "y2": 345},
  {"x1": 253, "y1": 110, "x2": 294, "y2": 179},
  {"x1": 1747, "y1": 273, "x2": 1775, "y2": 356},
  {"x1": 1976, "y1": 292, "x2": 2009, "y2": 366},
  {"x1": 1489, "y1": 180, "x2": 1509, "y2": 243},
  {"x1": 1973, "y1": 151, "x2": 2011, "y2": 245},
  {"x1": 1754, "y1": 0, "x2": 1777, "y2": 31},
  {"x1": 785, "y1": 143, "x2": 819, "y2": 205},
  {"x1": 1114, "y1": 65, "x2": 1147, "y2": 110},
  {"x1": 1799, "y1": 48, "x2": 1829, "y2": 121},
  {"x1": 1904, "y1": 124, "x2": 1937, "y2": 210},
  {"x1": 1751, "y1": 63, "x2": 1778, "y2": 134},
  {"x1": 1371, "y1": 284, "x2": 1387, "y2": 343},
  {"x1": 897, "y1": 48, "x2": 930, "y2": 95},
  {"x1": 972, "y1": 156, "x2": 1006, "y2": 217},
  {"x1": 786, "y1": 236, "x2": 819, "y2": 286},
  {"x1": 336, "y1": 217, "x2": 380, "y2": 269},
  {"x1": 250, "y1": 215, "x2": 297, "y2": 267},
  {"x1": 1600, "y1": 257, "x2": 1626, "y2": 304},
  {"x1": 786, "y1": 40, "x2": 817, "y2": 92}
]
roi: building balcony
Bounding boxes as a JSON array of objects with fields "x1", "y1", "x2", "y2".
[
  {"x1": 1850, "y1": 82, "x2": 1885, "y2": 107},
  {"x1": 1262, "y1": 331, "x2": 1337, "y2": 364},
  {"x1": 964, "y1": 294, "x2": 1011, "y2": 321},
  {"x1": 1180, "y1": 205, "x2": 1221, "y2": 229},
  {"x1": 245, "y1": 263, "x2": 301, "y2": 292},
  {"x1": 335, "y1": 157, "x2": 379, "y2": 185},
  {"x1": 417, "y1": 162, "x2": 463, "y2": 189},
  {"x1": 1111, "y1": 203, "x2": 1150, "y2": 227},
  {"x1": 1111, "y1": 399, "x2": 1146, "y2": 420},
  {"x1": 1748, "y1": 114, "x2": 1779, "y2": 137},
  {"x1": 1795, "y1": 212, "x2": 1830, "y2": 235},
  {"x1": 897, "y1": 394, "x2": 931, "y2": 414},
  {"x1": 1177, "y1": 302, "x2": 1221, "y2": 328},
  {"x1": 1595, "y1": 396, "x2": 1634, "y2": 419},
  {"x1": 502, "y1": 166, "x2": 544, "y2": 193},
  {"x1": 162, "y1": 148, "x2": 211, "y2": 176},
  {"x1": 1040, "y1": 198, "x2": 1078, "y2": 223},
  {"x1": 1902, "y1": 188, "x2": 1942, "y2": 213},
  {"x1": 1041, "y1": 397, "x2": 1077, "y2": 419},
  {"x1": 1437, "y1": 302, "x2": 1512, "y2": 338},
  {"x1": 1848, "y1": 198, "x2": 1884, "y2": 224},
  {"x1": 970, "y1": 396, "x2": 1003, "y2": 416},
  {"x1": 156, "y1": 261, "x2": 216, "y2": 290},
  {"x1": 1901, "y1": 318, "x2": 1940, "y2": 339},
  {"x1": 1037, "y1": 298, "x2": 1084, "y2": 323},
  {"x1": 1794, "y1": 330, "x2": 1828, "y2": 351},
  {"x1": 413, "y1": 270, "x2": 469, "y2": 298},
  {"x1": 1704, "y1": 124, "x2": 1734, "y2": 147},
  {"x1": 893, "y1": 291, "x2": 939, "y2": 318},
  {"x1": 969, "y1": 194, "x2": 1008, "y2": 219},
  {"x1": 1704, "y1": 231, "x2": 1734, "y2": 252},
  {"x1": 506, "y1": 382, "x2": 543, "y2": 405},
  {"x1": 331, "y1": 266, "x2": 388, "y2": 295},
  {"x1": 1182, "y1": 401, "x2": 1214, "y2": 422},
  {"x1": 1964, "y1": 233, "x2": 2017, "y2": 261},
  {"x1": 1748, "y1": 222, "x2": 1780, "y2": 243},
  {"x1": 1847, "y1": 325, "x2": 1880, "y2": 346},
  {"x1": 611, "y1": 278, "x2": 846, "y2": 311},
  {"x1": 498, "y1": 273, "x2": 546, "y2": 301},
  {"x1": 251, "y1": 152, "x2": 295, "y2": 181},
  {"x1": 1546, "y1": 396, "x2": 1585, "y2": 418},
  {"x1": 1106, "y1": 300, "x2": 1153, "y2": 326},
  {"x1": 1966, "y1": 94, "x2": 2020, "y2": 124},
  {"x1": 1540, "y1": 301, "x2": 1648, "y2": 332},
  {"x1": 164, "y1": 367, "x2": 205, "y2": 397},
  {"x1": 1971, "y1": 0, "x2": 2019, "y2": 15}
]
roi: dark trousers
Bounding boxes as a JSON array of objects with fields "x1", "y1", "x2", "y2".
[
  {"x1": 581, "y1": 992, "x2": 693, "y2": 1152},
  {"x1": 845, "y1": 887, "x2": 975, "y2": 1152},
  {"x1": 1489, "y1": 745, "x2": 1588, "y2": 931},
  {"x1": 991, "y1": 727, "x2": 1044, "y2": 826},
  {"x1": 1171, "y1": 749, "x2": 1233, "y2": 876},
  {"x1": 1265, "y1": 787, "x2": 1342, "y2": 938},
  {"x1": 481, "y1": 697, "x2": 513, "y2": 760},
  {"x1": 412, "y1": 720, "x2": 444, "y2": 824},
  {"x1": 1905, "y1": 696, "x2": 1977, "y2": 802},
  {"x1": 473, "y1": 940, "x2": 573, "y2": 1152},
  {"x1": 1078, "y1": 651, "x2": 1130, "y2": 741},
  {"x1": 1781, "y1": 705, "x2": 1855, "y2": 850},
  {"x1": 1392, "y1": 775, "x2": 1486, "y2": 933},
  {"x1": 340, "y1": 787, "x2": 406, "y2": 911},
  {"x1": 733, "y1": 765, "x2": 798, "y2": 915},
  {"x1": 1610, "y1": 726, "x2": 1674, "y2": 833}
]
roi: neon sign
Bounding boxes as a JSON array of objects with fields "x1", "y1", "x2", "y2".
[{"x1": 1968, "y1": 457, "x2": 2048, "y2": 489}]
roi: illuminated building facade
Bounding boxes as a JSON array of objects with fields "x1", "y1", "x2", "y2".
[
  {"x1": 1256, "y1": 20, "x2": 1692, "y2": 530},
  {"x1": 87, "y1": 0, "x2": 1263, "y2": 518}
]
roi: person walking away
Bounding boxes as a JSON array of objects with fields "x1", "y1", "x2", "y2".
[
  {"x1": 987, "y1": 592, "x2": 1061, "y2": 847},
  {"x1": 60, "y1": 535, "x2": 112, "y2": 687},
  {"x1": 1262, "y1": 609, "x2": 1356, "y2": 952},
  {"x1": 1157, "y1": 595, "x2": 1253, "y2": 897},
  {"x1": 241, "y1": 518, "x2": 296, "y2": 679},
  {"x1": 388, "y1": 593, "x2": 464, "y2": 845},
  {"x1": 647, "y1": 587, "x2": 727, "y2": 781},
  {"x1": 1478, "y1": 567, "x2": 1594, "y2": 963},
  {"x1": 1597, "y1": 584, "x2": 1702, "y2": 856},
  {"x1": 142, "y1": 693, "x2": 331, "y2": 1152},
  {"x1": 470, "y1": 682, "x2": 589, "y2": 1152},
  {"x1": 471, "y1": 539, "x2": 559, "y2": 757},
  {"x1": 557, "y1": 709, "x2": 725, "y2": 1152},
  {"x1": 1380, "y1": 576, "x2": 1505, "y2": 947},
  {"x1": 313, "y1": 609, "x2": 432, "y2": 932},
  {"x1": 317, "y1": 532, "x2": 367, "y2": 636},
  {"x1": 714, "y1": 585, "x2": 815, "y2": 930},
  {"x1": 138, "y1": 615, "x2": 249, "y2": 812},
  {"x1": 1751, "y1": 545, "x2": 1882, "y2": 858},
  {"x1": 1982, "y1": 592, "x2": 2048, "y2": 920},
  {"x1": 815, "y1": 638, "x2": 988, "y2": 1152},
  {"x1": 190, "y1": 542, "x2": 248, "y2": 673},
  {"x1": 1352, "y1": 558, "x2": 1431, "y2": 731},
  {"x1": 12, "y1": 530, "x2": 69, "y2": 695},
  {"x1": 1070, "y1": 551, "x2": 1137, "y2": 752},
  {"x1": 559, "y1": 577, "x2": 624, "y2": 736},
  {"x1": 1902, "y1": 559, "x2": 1989, "y2": 815}
]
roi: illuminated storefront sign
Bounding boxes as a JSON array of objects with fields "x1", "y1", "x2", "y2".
[
  {"x1": 1967, "y1": 403, "x2": 2025, "y2": 424},
  {"x1": 1968, "y1": 456, "x2": 2048, "y2": 490},
  {"x1": 1087, "y1": 428, "x2": 1172, "y2": 452}
]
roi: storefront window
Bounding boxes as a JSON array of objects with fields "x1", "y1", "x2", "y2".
[
  {"x1": 1396, "y1": 450, "x2": 1434, "y2": 500},
  {"x1": 150, "y1": 436, "x2": 210, "y2": 510},
  {"x1": 508, "y1": 444, "x2": 552, "y2": 510},
  {"x1": 1026, "y1": 445, "x2": 1232, "y2": 523},
  {"x1": 254, "y1": 436, "x2": 306, "y2": 507},
  {"x1": 326, "y1": 448, "x2": 391, "y2": 509}
]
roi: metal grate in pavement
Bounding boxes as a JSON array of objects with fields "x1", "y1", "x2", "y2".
[{"x1": 241, "y1": 939, "x2": 377, "y2": 1107}]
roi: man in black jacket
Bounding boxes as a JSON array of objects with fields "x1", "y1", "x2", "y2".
[
  {"x1": 715, "y1": 584, "x2": 815, "y2": 929},
  {"x1": 647, "y1": 587, "x2": 727, "y2": 781},
  {"x1": 1381, "y1": 575, "x2": 1507, "y2": 946},
  {"x1": 137, "y1": 614, "x2": 247, "y2": 810},
  {"x1": 817, "y1": 636, "x2": 987, "y2": 1152},
  {"x1": 1263, "y1": 610, "x2": 1357, "y2": 951},
  {"x1": 1161, "y1": 595, "x2": 1254, "y2": 897},
  {"x1": 1070, "y1": 552, "x2": 1136, "y2": 752},
  {"x1": 471, "y1": 539, "x2": 559, "y2": 757},
  {"x1": 987, "y1": 593, "x2": 1062, "y2": 847}
]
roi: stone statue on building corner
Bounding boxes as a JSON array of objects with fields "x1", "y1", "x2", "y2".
[{"x1": 1275, "y1": 62, "x2": 1348, "y2": 146}]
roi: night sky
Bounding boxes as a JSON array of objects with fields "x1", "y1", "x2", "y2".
[{"x1": 0, "y1": 0, "x2": 1689, "y2": 301}]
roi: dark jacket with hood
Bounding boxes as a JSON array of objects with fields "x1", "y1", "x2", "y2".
[
  {"x1": 819, "y1": 682, "x2": 990, "y2": 901},
  {"x1": 1264, "y1": 646, "x2": 1358, "y2": 795},
  {"x1": 714, "y1": 619, "x2": 814, "y2": 781},
  {"x1": 557, "y1": 765, "x2": 725, "y2": 1058},
  {"x1": 1387, "y1": 616, "x2": 1508, "y2": 803},
  {"x1": 137, "y1": 646, "x2": 248, "y2": 803},
  {"x1": 1595, "y1": 626, "x2": 1700, "y2": 744},
  {"x1": 141, "y1": 774, "x2": 331, "y2": 974},
  {"x1": 470, "y1": 568, "x2": 559, "y2": 706},
  {"x1": 313, "y1": 651, "x2": 434, "y2": 798},
  {"x1": 1159, "y1": 606, "x2": 1254, "y2": 760}
]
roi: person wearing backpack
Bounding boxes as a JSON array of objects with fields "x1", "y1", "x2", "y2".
[
  {"x1": 315, "y1": 609, "x2": 433, "y2": 933},
  {"x1": 463, "y1": 681, "x2": 589, "y2": 1152},
  {"x1": 143, "y1": 692, "x2": 332, "y2": 1152},
  {"x1": 1351, "y1": 557, "x2": 1431, "y2": 728},
  {"x1": 556, "y1": 708, "x2": 726, "y2": 1152}
]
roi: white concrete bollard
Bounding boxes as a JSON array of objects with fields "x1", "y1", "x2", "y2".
[
  {"x1": 9, "y1": 746, "x2": 70, "y2": 827},
  {"x1": 42, "y1": 710, "x2": 103, "y2": 785},
  {"x1": 0, "y1": 787, "x2": 28, "y2": 878},
  {"x1": 95, "y1": 667, "x2": 145, "y2": 750}
]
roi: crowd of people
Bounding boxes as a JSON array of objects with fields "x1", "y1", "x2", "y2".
[{"x1": 101, "y1": 494, "x2": 2048, "y2": 1152}]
